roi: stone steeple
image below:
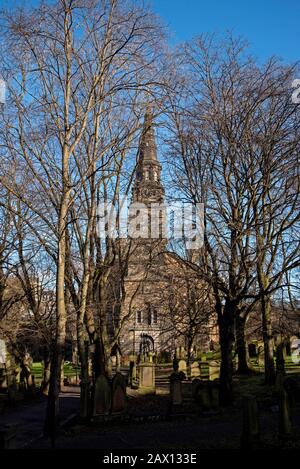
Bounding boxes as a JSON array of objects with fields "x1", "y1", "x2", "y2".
[{"x1": 132, "y1": 107, "x2": 165, "y2": 204}]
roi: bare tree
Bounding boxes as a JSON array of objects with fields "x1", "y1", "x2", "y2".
[
  {"x1": 164, "y1": 34, "x2": 300, "y2": 403},
  {"x1": 0, "y1": 0, "x2": 165, "y2": 434}
]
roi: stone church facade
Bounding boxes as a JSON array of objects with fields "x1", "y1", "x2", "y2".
[{"x1": 113, "y1": 109, "x2": 216, "y2": 357}]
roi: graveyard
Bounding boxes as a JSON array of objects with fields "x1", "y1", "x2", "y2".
[
  {"x1": 0, "y1": 0, "x2": 299, "y2": 455},
  {"x1": 1, "y1": 345, "x2": 300, "y2": 449}
]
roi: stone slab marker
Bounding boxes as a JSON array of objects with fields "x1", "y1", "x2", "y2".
[
  {"x1": 191, "y1": 361, "x2": 200, "y2": 378},
  {"x1": 138, "y1": 361, "x2": 155, "y2": 394},
  {"x1": 169, "y1": 373, "x2": 183, "y2": 406},
  {"x1": 208, "y1": 361, "x2": 220, "y2": 381},
  {"x1": 178, "y1": 359, "x2": 187, "y2": 376}
]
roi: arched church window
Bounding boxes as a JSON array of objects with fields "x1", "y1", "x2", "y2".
[
  {"x1": 145, "y1": 170, "x2": 149, "y2": 180},
  {"x1": 136, "y1": 310, "x2": 142, "y2": 324},
  {"x1": 153, "y1": 310, "x2": 158, "y2": 324},
  {"x1": 147, "y1": 308, "x2": 152, "y2": 326},
  {"x1": 153, "y1": 171, "x2": 158, "y2": 181}
]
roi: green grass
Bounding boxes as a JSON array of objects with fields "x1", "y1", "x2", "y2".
[{"x1": 31, "y1": 362, "x2": 79, "y2": 384}]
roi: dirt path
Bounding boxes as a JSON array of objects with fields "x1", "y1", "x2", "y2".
[{"x1": 0, "y1": 386, "x2": 80, "y2": 448}]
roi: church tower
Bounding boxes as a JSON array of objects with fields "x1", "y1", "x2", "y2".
[{"x1": 132, "y1": 107, "x2": 165, "y2": 205}]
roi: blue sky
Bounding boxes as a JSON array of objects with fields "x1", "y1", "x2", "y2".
[
  {"x1": 3, "y1": 0, "x2": 299, "y2": 64},
  {"x1": 151, "y1": 0, "x2": 299, "y2": 63}
]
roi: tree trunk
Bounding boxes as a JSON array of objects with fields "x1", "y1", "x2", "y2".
[
  {"x1": 235, "y1": 314, "x2": 251, "y2": 374},
  {"x1": 78, "y1": 337, "x2": 90, "y2": 420},
  {"x1": 261, "y1": 295, "x2": 275, "y2": 385},
  {"x1": 219, "y1": 299, "x2": 235, "y2": 406},
  {"x1": 116, "y1": 349, "x2": 121, "y2": 372},
  {"x1": 44, "y1": 194, "x2": 69, "y2": 439},
  {"x1": 41, "y1": 349, "x2": 51, "y2": 395},
  {"x1": 6, "y1": 352, "x2": 17, "y2": 403}
]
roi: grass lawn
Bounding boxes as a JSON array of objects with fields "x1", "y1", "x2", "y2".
[{"x1": 31, "y1": 362, "x2": 79, "y2": 385}]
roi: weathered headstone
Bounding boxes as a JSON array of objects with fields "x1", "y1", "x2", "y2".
[
  {"x1": 93, "y1": 375, "x2": 111, "y2": 416},
  {"x1": 209, "y1": 360, "x2": 220, "y2": 381},
  {"x1": 190, "y1": 361, "x2": 201, "y2": 378},
  {"x1": 191, "y1": 378, "x2": 202, "y2": 401},
  {"x1": 178, "y1": 359, "x2": 187, "y2": 375},
  {"x1": 139, "y1": 361, "x2": 155, "y2": 394},
  {"x1": 111, "y1": 373, "x2": 127, "y2": 414},
  {"x1": 169, "y1": 372, "x2": 183, "y2": 406}
]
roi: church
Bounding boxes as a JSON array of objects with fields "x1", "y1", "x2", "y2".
[{"x1": 107, "y1": 108, "x2": 216, "y2": 358}]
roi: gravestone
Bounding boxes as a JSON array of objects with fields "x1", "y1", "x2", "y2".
[
  {"x1": 209, "y1": 361, "x2": 220, "y2": 381},
  {"x1": 191, "y1": 378, "x2": 202, "y2": 403},
  {"x1": 111, "y1": 373, "x2": 127, "y2": 414},
  {"x1": 178, "y1": 359, "x2": 187, "y2": 376},
  {"x1": 93, "y1": 375, "x2": 111, "y2": 416},
  {"x1": 190, "y1": 361, "x2": 200, "y2": 378},
  {"x1": 129, "y1": 360, "x2": 137, "y2": 388},
  {"x1": 139, "y1": 361, "x2": 155, "y2": 394},
  {"x1": 169, "y1": 372, "x2": 183, "y2": 406}
]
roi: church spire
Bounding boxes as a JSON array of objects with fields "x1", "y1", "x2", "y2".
[{"x1": 132, "y1": 107, "x2": 164, "y2": 204}]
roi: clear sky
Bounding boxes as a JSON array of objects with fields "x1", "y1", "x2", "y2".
[
  {"x1": 3, "y1": 0, "x2": 299, "y2": 64},
  {"x1": 151, "y1": 0, "x2": 299, "y2": 63}
]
